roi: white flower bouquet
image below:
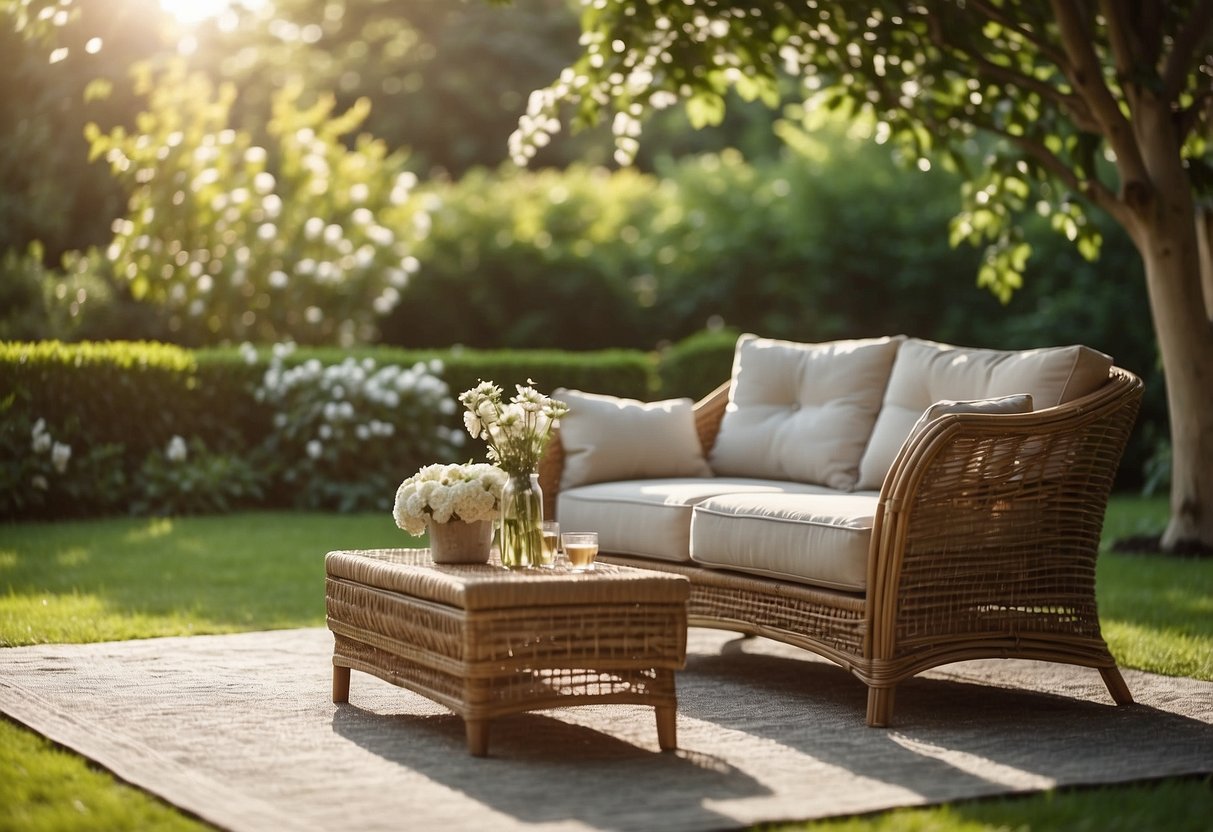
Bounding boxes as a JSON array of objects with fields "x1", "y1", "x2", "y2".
[
  {"x1": 458, "y1": 381, "x2": 569, "y2": 475},
  {"x1": 392, "y1": 462, "x2": 507, "y2": 537}
]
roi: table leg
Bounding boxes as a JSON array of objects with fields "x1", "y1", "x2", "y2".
[
  {"x1": 656, "y1": 705, "x2": 677, "y2": 751},
  {"x1": 332, "y1": 665, "x2": 351, "y2": 703},
  {"x1": 465, "y1": 719, "x2": 490, "y2": 757}
]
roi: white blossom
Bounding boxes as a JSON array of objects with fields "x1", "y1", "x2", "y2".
[
  {"x1": 51, "y1": 442, "x2": 72, "y2": 473},
  {"x1": 32, "y1": 426, "x2": 52, "y2": 454},
  {"x1": 165, "y1": 435, "x2": 188, "y2": 463}
]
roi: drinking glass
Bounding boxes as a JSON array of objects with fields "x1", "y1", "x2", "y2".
[
  {"x1": 561, "y1": 532, "x2": 598, "y2": 572},
  {"x1": 539, "y1": 520, "x2": 560, "y2": 569}
]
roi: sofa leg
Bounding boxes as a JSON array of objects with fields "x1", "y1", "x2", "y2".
[
  {"x1": 866, "y1": 685, "x2": 895, "y2": 727},
  {"x1": 1100, "y1": 665, "x2": 1135, "y2": 706}
]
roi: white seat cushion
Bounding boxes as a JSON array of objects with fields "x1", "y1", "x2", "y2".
[
  {"x1": 557, "y1": 478, "x2": 842, "y2": 563},
  {"x1": 708, "y1": 334, "x2": 903, "y2": 491},
  {"x1": 856, "y1": 339, "x2": 1112, "y2": 489},
  {"x1": 690, "y1": 492, "x2": 880, "y2": 592},
  {"x1": 552, "y1": 389, "x2": 713, "y2": 489}
]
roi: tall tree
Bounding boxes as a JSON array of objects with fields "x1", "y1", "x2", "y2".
[{"x1": 511, "y1": 1, "x2": 1213, "y2": 552}]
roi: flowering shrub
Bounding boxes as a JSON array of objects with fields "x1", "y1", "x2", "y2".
[
  {"x1": 255, "y1": 342, "x2": 463, "y2": 511},
  {"x1": 86, "y1": 63, "x2": 430, "y2": 346},
  {"x1": 130, "y1": 434, "x2": 267, "y2": 517},
  {"x1": 0, "y1": 402, "x2": 127, "y2": 518},
  {"x1": 392, "y1": 462, "x2": 507, "y2": 536},
  {"x1": 458, "y1": 381, "x2": 568, "y2": 475}
]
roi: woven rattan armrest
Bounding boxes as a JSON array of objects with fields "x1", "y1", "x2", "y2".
[{"x1": 865, "y1": 367, "x2": 1143, "y2": 687}]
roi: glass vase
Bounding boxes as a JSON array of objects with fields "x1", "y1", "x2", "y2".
[{"x1": 498, "y1": 470, "x2": 544, "y2": 569}]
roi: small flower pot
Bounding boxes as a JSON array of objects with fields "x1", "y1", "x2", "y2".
[{"x1": 428, "y1": 519, "x2": 493, "y2": 564}]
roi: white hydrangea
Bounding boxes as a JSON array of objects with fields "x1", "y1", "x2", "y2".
[{"x1": 392, "y1": 463, "x2": 507, "y2": 537}]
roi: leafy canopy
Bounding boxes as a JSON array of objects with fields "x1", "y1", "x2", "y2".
[{"x1": 511, "y1": 1, "x2": 1213, "y2": 300}]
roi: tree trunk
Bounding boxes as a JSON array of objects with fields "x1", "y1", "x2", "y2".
[{"x1": 1136, "y1": 200, "x2": 1213, "y2": 551}]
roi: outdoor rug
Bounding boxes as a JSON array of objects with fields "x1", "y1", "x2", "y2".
[{"x1": 1, "y1": 627, "x2": 1211, "y2": 832}]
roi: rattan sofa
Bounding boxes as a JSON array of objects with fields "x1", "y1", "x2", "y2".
[{"x1": 539, "y1": 334, "x2": 1143, "y2": 727}]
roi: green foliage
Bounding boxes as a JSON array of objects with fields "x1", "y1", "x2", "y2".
[
  {"x1": 380, "y1": 164, "x2": 661, "y2": 350},
  {"x1": 0, "y1": 243, "x2": 53, "y2": 341},
  {"x1": 657, "y1": 327, "x2": 740, "y2": 401},
  {"x1": 129, "y1": 436, "x2": 267, "y2": 517},
  {"x1": 0, "y1": 341, "x2": 247, "y2": 516},
  {"x1": 0, "y1": 398, "x2": 128, "y2": 519},
  {"x1": 382, "y1": 138, "x2": 984, "y2": 350},
  {"x1": 518, "y1": 1, "x2": 1212, "y2": 305},
  {"x1": 86, "y1": 61, "x2": 429, "y2": 346},
  {"x1": 2, "y1": 119, "x2": 1165, "y2": 490}
]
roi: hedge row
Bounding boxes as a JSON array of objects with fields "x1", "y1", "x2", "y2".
[{"x1": 0, "y1": 338, "x2": 701, "y2": 520}]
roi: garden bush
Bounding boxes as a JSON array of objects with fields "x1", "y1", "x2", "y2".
[{"x1": 378, "y1": 164, "x2": 662, "y2": 351}]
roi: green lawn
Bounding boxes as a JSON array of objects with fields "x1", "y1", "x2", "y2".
[
  {"x1": 2, "y1": 497, "x2": 1211, "y2": 831},
  {"x1": 0, "y1": 511, "x2": 409, "y2": 645}
]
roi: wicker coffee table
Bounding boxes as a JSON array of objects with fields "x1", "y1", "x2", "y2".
[{"x1": 324, "y1": 548, "x2": 690, "y2": 757}]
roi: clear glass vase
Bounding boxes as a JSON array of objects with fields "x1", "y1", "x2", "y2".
[{"x1": 498, "y1": 470, "x2": 544, "y2": 569}]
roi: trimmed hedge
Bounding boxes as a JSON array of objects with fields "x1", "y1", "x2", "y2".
[{"x1": 0, "y1": 340, "x2": 660, "y2": 520}]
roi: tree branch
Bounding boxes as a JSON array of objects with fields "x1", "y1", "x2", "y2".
[
  {"x1": 924, "y1": 11, "x2": 1100, "y2": 134},
  {"x1": 1049, "y1": 0, "x2": 1149, "y2": 184},
  {"x1": 1100, "y1": 0, "x2": 1149, "y2": 80},
  {"x1": 1161, "y1": 0, "x2": 1213, "y2": 101}
]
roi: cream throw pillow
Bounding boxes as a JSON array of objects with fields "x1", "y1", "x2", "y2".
[
  {"x1": 909, "y1": 394, "x2": 1035, "y2": 438},
  {"x1": 553, "y1": 389, "x2": 713, "y2": 489},
  {"x1": 904, "y1": 394, "x2": 1035, "y2": 457},
  {"x1": 707, "y1": 334, "x2": 903, "y2": 491},
  {"x1": 856, "y1": 338, "x2": 1112, "y2": 489}
]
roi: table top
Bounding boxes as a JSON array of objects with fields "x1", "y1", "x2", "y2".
[{"x1": 325, "y1": 548, "x2": 690, "y2": 611}]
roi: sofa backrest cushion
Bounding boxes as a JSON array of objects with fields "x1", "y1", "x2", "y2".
[
  {"x1": 708, "y1": 334, "x2": 903, "y2": 491},
  {"x1": 554, "y1": 389, "x2": 714, "y2": 489},
  {"x1": 855, "y1": 338, "x2": 1113, "y2": 489}
]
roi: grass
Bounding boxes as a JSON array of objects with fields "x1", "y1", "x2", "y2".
[
  {"x1": 0, "y1": 511, "x2": 409, "y2": 646},
  {"x1": 1, "y1": 496, "x2": 1211, "y2": 830},
  {"x1": 1095, "y1": 497, "x2": 1213, "y2": 680}
]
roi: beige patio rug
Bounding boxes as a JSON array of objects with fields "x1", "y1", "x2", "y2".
[{"x1": 1, "y1": 627, "x2": 1210, "y2": 832}]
